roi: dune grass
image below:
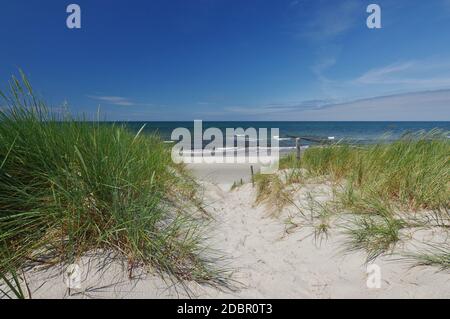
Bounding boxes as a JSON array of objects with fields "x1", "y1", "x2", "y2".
[
  {"x1": 343, "y1": 214, "x2": 407, "y2": 261},
  {"x1": 255, "y1": 131, "x2": 450, "y2": 266},
  {"x1": 301, "y1": 132, "x2": 449, "y2": 211},
  {"x1": 405, "y1": 243, "x2": 450, "y2": 271},
  {"x1": 254, "y1": 173, "x2": 293, "y2": 215},
  {"x1": 0, "y1": 72, "x2": 227, "y2": 298}
]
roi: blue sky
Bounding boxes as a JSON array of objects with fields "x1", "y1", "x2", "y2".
[{"x1": 1, "y1": 0, "x2": 450, "y2": 120}]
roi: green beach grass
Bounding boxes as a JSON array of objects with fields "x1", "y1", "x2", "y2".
[
  {"x1": 0, "y1": 73, "x2": 227, "y2": 298},
  {"x1": 255, "y1": 131, "x2": 450, "y2": 267}
]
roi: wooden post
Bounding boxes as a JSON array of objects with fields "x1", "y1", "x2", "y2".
[
  {"x1": 250, "y1": 165, "x2": 255, "y2": 187},
  {"x1": 296, "y1": 137, "x2": 301, "y2": 161}
]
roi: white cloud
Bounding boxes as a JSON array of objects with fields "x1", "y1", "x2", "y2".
[
  {"x1": 301, "y1": 0, "x2": 359, "y2": 96},
  {"x1": 87, "y1": 95, "x2": 135, "y2": 106},
  {"x1": 304, "y1": 57, "x2": 450, "y2": 103},
  {"x1": 356, "y1": 62, "x2": 416, "y2": 84},
  {"x1": 224, "y1": 99, "x2": 334, "y2": 116},
  {"x1": 225, "y1": 105, "x2": 294, "y2": 115},
  {"x1": 298, "y1": 89, "x2": 450, "y2": 121},
  {"x1": 302, "y1": 0, "x2": 360, "y2": 39},
  {"x1": 221, "y1": 90, "x2": 450, "y2": 121},
  {"x1": 219, "y1": 57, "x2": 450, "y2": 120},
  {"x1": 312, "y1": 57, "x2": 336, "y2": 78},
  {"x1": 354, "y1": 60, "x2": 450, "y2": 88},
  {"x1": 87, "y1": 95, "x2": 154, "y2": 107}
]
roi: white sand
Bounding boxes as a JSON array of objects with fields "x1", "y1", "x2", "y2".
[{"x1": 7, "y1": 163, "x2": 450, "y2": 299}]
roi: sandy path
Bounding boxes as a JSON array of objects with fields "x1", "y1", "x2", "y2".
[
  {"x1": 11, "y1": 178, "x2": 450, "y2": 299},
  {"x1": 198, "y1": 182, "x2": 450, "y2": 299}
]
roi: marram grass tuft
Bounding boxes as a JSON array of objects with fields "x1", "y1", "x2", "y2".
[
  {"x1": 255, "y1": 130, "x2": 450, "y2": 267},
  {"x1": 0, "y1": 72, "x2": 228, "y2": 298}
]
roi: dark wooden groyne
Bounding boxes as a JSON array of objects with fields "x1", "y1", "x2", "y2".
[{"x1": 284, "y1": 135, "x2": 336, "y2": 160}]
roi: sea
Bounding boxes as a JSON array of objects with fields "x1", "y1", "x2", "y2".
[{"x1": 118, "y1": 121, "x2": 450, "y2": 154}]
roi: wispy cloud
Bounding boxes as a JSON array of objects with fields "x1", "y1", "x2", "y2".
[
  {"x1": 311, "y1": 56, "x2": 338, "y2": 97},
  {"x1": 312, "y1": 57, "x2": 336, "y2": 79},
  {"x1": 87, "y1": 95, "x2": 136, "y2": 106},
  {"x1": 219, "y1": 55, "x2": 450, "y2": 120},
  {"x1": 306, "y1": 57, "x2": 450, "y2": 101},
  {"x1": 354, "y1": 59, "x2": 450, "y2": 88},
  {"x1": 221, "y1": 89, "x2": 450, "y2": 121},
  {"x1": 224, "y1": 105, "x2": 292, "y2": 115},
  {"x1": 443, "y1": 0, "x2": 450, "y2": 11},
  {"x1": 300, "y1": 89, "x2": 450, "y2": 121},
  {"x1": 356, "y1": 62, "x2": 415, "y2": 84},
  {"x1": 300, "y1": 0, "x2": 361, "y2": 98},
  {"x1": 301, "y1": 0, "x2": 360, "y2": 39},
  {"x1": 224, "y1": 99, "x2": 336, "y2": 116}
]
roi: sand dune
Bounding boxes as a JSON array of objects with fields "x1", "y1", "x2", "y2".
[{"x1": 13, "y1": 165, "x2": 450, "y2": 299}]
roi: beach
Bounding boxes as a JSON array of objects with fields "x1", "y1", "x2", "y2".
[
  {"x1": 14, "y1": 160, "x2": 450, "y2": 299},
  {"x1": 2, "y1": 1, "x2": 450, "y2": 303}
]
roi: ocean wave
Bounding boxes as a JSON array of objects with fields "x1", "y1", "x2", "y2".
[{"x1": 173, "y1": 145, "x2": 307, "y2": 155}]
